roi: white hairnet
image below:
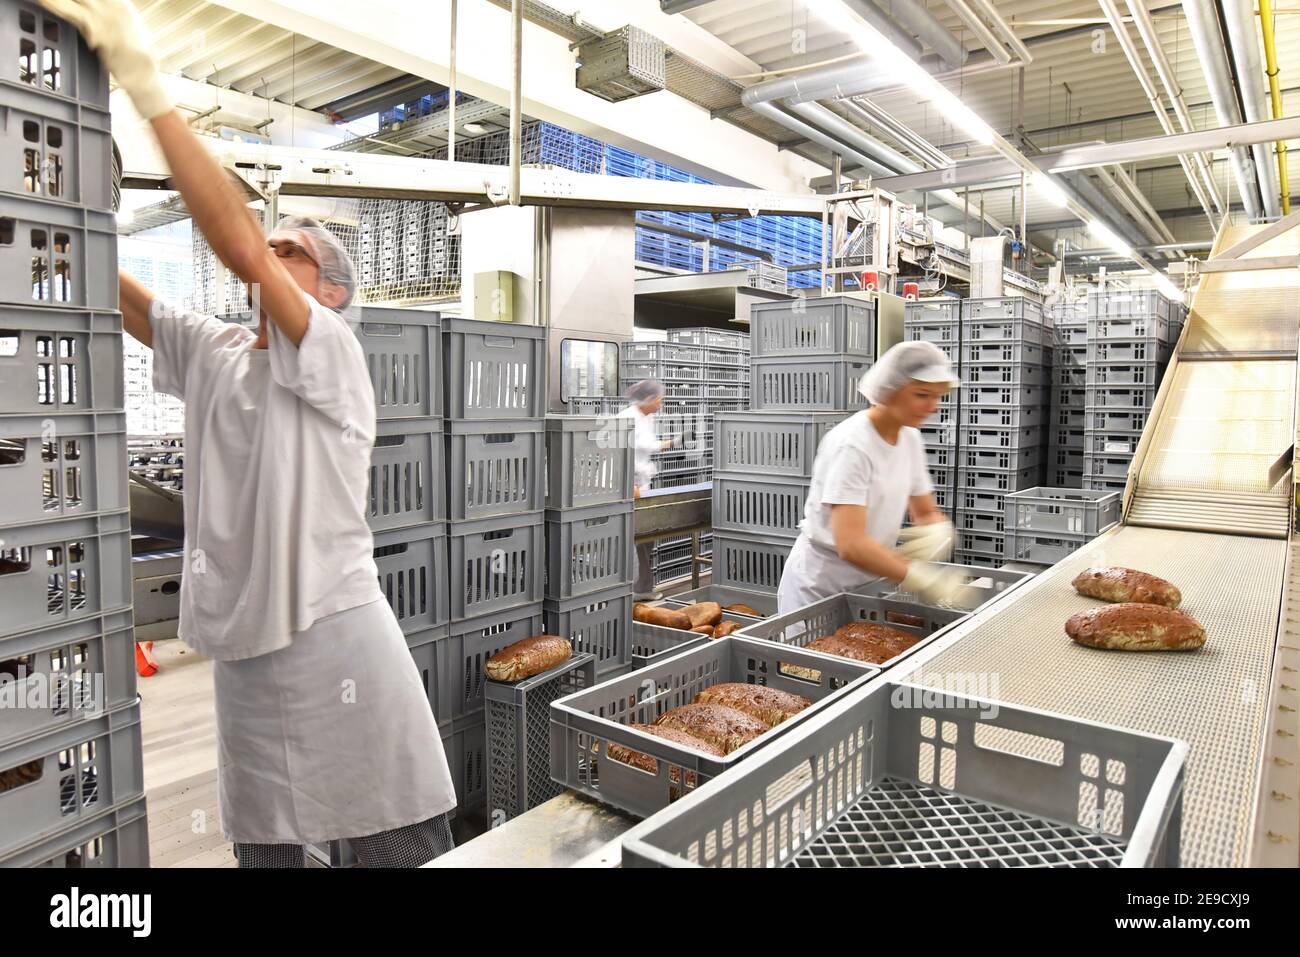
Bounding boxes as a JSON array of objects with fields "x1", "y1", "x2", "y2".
[
  {"x1": 857, "y1": 340, "x2": 959, "y2": 405},
  {"x1": 625, "y1": 379, "x2": 666, "y2": 404},
  {"x1": 268, "y1": 215, "x2": 357, "y2": 310}
]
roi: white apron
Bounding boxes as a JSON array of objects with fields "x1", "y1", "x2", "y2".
[
  {"x1": 776, "y1": 534, "x2": 879, "y2": 615},
  {"x1": 213, "y1": 598, "x2": 457, "y2": 844}
]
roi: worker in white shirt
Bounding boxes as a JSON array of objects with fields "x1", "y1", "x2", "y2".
[
  {"x1": 620, "y1": 379, "x2": 675, "y2": 600},
  {"x1": 47, "y1": 0, "x2": 456, "y2": 866},
  {"x1": 777, "y1": 340, "x2": 968, "y2": 613}
]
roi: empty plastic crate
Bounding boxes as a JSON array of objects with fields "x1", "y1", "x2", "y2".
[
  {"x1": 1004, "y1": 486, "x2": 1119, "y2": 536},
  {"x1": 958, "y1": 508, "x2": 1005, "y2": 534},
  {"x1": 4, "y1": 794, "x2": 148, "y2": 867},
  {"x1": 620, "y1": 359, "x2": 704, "y2": 382},
  {"x1": 963, "y1": 446, "x2": 1042, "y2": 472},
  {"x1": 961, "y1": 297, "x2": 1045, "y2": 323},
  {"x1": 920, "y1": 422, "x2": 956, "y2": 446},
  {"x1": 933, "y1": 485, "x2": 951, "y2": 512},
  {"x1": 367, "y1": 417, "x2": 445, "y2": 530},
  {"x1": 544, "y1": 584, "x2": 633, "y2": 676},
  {"x1": 957, "y1": 529, "x2": 1004, "y2": 559},
  {"x1": 1088, "y1": 314, "x2": 1175, "y2": 344},
  {"x1": 0, "y1": 509, "x2": 130, "y2": 636},
  {"x1": 958, "y1": 488, "x2": 1006, "y2": 515},
  {"x1": 665, "y1": 328, "x2": 746, "y2": 349},
  {"x1": 1049, "y1": 466, "x2": 1085, "y2": 488},
  {"x1": 446, "y1": 419, "x2": 545, "y2": 522},
  {"x1": 1058, "y1": 387, "x2": 1088, "y2": 409},
  {"x1": 750, "y1": 296, "x2": 876, "y2": 358},
  {"x1": 544, "y1": 502, "x2": 633, "y2": 600},
  {"x1": 925, "y1": 445, "x2": 956, "y2": 468},
  {"x1": 548, "y1": 635, "x2": 875, "y2": 818},
  {"x1": 355, "y1": 307, "x2": 442, "y2": 420},
  {"x1": 486, "y1": 652, "x2": 597, "y2": 823},
  {"x1": 0, "y1": 80, "x2": 111, "y2": 212},
  {"x1": 0, "y1": 411, "x2": 127, "y2": 526},
  {"x1": 1088, "y1": 339, "x2": 1172, "y2": 364},
  {"x1": 962, "y1": 383, "x2": 1047, "y2": 408},
  {"x1": 1083, "y1": 475, "x2": 1128, "y2": 492},
  {"x1": 1089, "y1": 408, "x2": 1147, "y2": 432},
  {"x1": 625, "y1": 342, "x2": 705, "y2": 364},
  {"x1": 629, "y1": 621, "x2": 710, "y2": 669},
  {"x1": 959, "y1": 425, "x2": 1043, "y2": 450},
  {"x1": 666, "y1": 584, "x2": 777, "y2": 617},
  {"x1": 0, "y1": 697, "x2": 142, "y2": 861},
  {"x1": 0, "y1": 194, "x2": 114, "y2": 308},
  {"x1": 952, "y1": 550, "x2": 1001, "y2": 569},
  {"x1": 961, "y1": 338, "x2": 1048, "y2": 365},
  {"x1": 374, "y1": 522, "x2": 450, "y2": 633},
  {"x1": 1087, "y1": 432, "x2": 1142, "y2": 456},
  {"x1": 1049, "y1": 445, "x2": 1085, "y2": 470},
  {"x1": 1085, "y1": 386, "x2": 1157, "y2": 410},
  {"x1": 736, "y1": 592, "x2": 963, "y2": 670},
  {"x1": 1055, "y1": 364, "x2": 1087, "y2": 387},
  {"x1": 0, "y1": 307, "x2": 121, "y2": 413},
  {"x1": 713, "y1": 411, "x2": 846, "y2": 478},
  {"x1": 963, "y1": 362, "x2": 1050, "y2": 387},
  {"x1": 1055, "y1": 406, "x2": 1087, "y2": 430},
  {"x1": 703, "y1": 382, "x2": 747, "y2": 401},
  {"x1": 751, "y1": 356, "x2": 872, "y2": 412},
  {"x1": 958, "y1": 465, "x2": 1038, "y2": 492},
  {"x1": 0, "y1": 5, "x2": 110, "y2": 109},
  {"x1": 905, "y1": 317, "x2": 959, "y2": 346},
  {"x1": 1086, "y1": 360, "x2": 1165, "y2": 387},
  {"x1": 568, "y1": 395, "x2": 629, "y2": 416},
  {"x1": 1005, "y1": 528, "x2": 1095, "y2": 566},
  {"x1": 1083, "y1": 454, "x2": 1133, "y2": 480},
  {"x1": 544, "y1": 415, "x2": 634, "y2": 509},
  {"x1": 1053, "y1": 323, "x2": 1088, "y2": 345},
  {"x1": 711, "y1": 473, "x2": 807, "y2": 537},
  {"x1": 448, "y1": 512, "x2": 544, "y2": 623},
  {"x1": 704, "y1": 346, "x2": 746, "y2": 366},
  {"x1": 709, "y1": 530, "x2": 793, "y2": 594},
  {"x1": 906, "y1": 297, "x2": 962, "y2": 323},
  {"x1": 442, "y1": 318, "x2": 546, "y2": 419},
  {"x1": 928, "y1": 463, "x2": 955, "y2": 492},
  {"x1": 1087, "y1": 290, "x2": 1176, "y2": 323},
  {"x1": 619, "y1": 679, "x2": 1186, "y2": 868}
]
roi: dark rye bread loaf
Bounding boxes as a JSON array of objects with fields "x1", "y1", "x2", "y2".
[
  {"x1": 1072, "y1": 566, "x2": 1182, "y2": 608},
  {"x1": 654, "y1": 703, "x2": 770, "y2": 753},
  {"x1": 484, "y1": 635, "x2": 571, "y2": 682},
  {"x1": 694, "y1": 682, "x2": 812, "y2": 726},
  {"x1": 605, "y1": 724, "x2": 725, "y2": 774},
  {"x1": 1065, "y1": 602, "x2": 1205, "y2": 651}
]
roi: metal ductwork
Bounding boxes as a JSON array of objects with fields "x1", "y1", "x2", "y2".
[
  {"x1": 1180, "y1": 0, "x2": 1264, "y2": 221},
  {"x1": 865, "y1": 0, "x2": 968, "y2": 72},
  {"x1": 1064, "y1": 170, "x2": 1150, "y2": 251},
  {"x1": 841, "y1": 0, "x2": 923, "y2": 61},
  {"x1": 1221, "y1": 0, "x2": 1283, "y2": 217}
]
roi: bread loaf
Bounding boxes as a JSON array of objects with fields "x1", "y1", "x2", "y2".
[
  {"x1": 654, "y1": 703, "x2": 770, "y2": 753},
  {"x1": 0, "y1": 759, "x2": 43, "y2": 793},
  {"x1": 605, "y1": 724, "x2": 724, "y2": 774},
  {"x1": 712, "y1": 620, "x2": 741, "y2": 639},
  {"x1": 806, "y1": 633, "x2": 883, "y2": 663},
  {"x1": 1072, "y1": 566, "x2": 1181, "y2": 607},
  {"x1": 694, "y1": 682, "x2": 812, "y2": 725},
  {"x1": 634, "y1": 603, "x2": 692, "y2": 630},
  {"x1": 690, "y1": 625, "x2": 715, "y2": 635},
  {"x1": 1065, "y1": 602, "x2": 1205, "y2": 651},
  {"x1": 725, "y1": 603, "x2": 762, "y2": 617},
  {"x1": 683, "y1": 602, "x2": 723, "y2": 628},
  {"x1": 812, "y1": 624, "x2": 920, "y2": 664},
  {"x1": 485, "y1": 635, "x2": 572, "y2": 682},
  {"x1": 835, "y1": 621, "x2": 917, "y2": 654}
]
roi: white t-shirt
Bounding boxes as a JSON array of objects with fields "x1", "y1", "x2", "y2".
[
  {"x1": 151, "y1": 296, "x2": 384, "y2": 661},
  {"x1": 800, "y1": 411, "x2": 933, "y2": 553},
  {"x1": 619, "y1": 405, "x2": 659, "y2": 488}
]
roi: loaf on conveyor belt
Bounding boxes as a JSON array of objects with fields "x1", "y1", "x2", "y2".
[
  {"x1": 1065, "y1": 602, "x2": 1206, "y2": 651},
  {"x1": 1071, "y1": 566, "x2": 1182, "y2": 607}
]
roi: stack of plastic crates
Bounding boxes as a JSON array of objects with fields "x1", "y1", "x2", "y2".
[
  {"x1": 0, "y1": 3, "x2": 149, "y2": 868},
  {"x1": 1083, "y1": 290, "x2": 1181, "y2": 493},
  {"x1": 619, "y1": 339, "x2": 712, "y2": 490},
  {"x1": 904, "y1": 298, "x2": 961, "y2": 517},
  {"x1": 1003, "y1": 487, "x2": 1121, "y2": 568},
  {"x1": 954, "y1": 298, "x2": 1052, "y2": 568},
  {"x1": 1047, "y1": 298, "x2": 1088, "y2": 488}
]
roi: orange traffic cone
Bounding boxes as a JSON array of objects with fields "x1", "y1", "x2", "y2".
[{"x1": 135, "y1": 640, "x2": 159, "y2": 677}]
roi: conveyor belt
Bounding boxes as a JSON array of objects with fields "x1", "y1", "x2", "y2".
[{"x1": 901, "y1": 525, "x2": 1286, "y2": 867}]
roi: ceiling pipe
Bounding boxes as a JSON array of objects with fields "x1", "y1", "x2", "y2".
[
  {"x1": 743, "y1": 96, "x2": 894, "y2": 178},
  {"x1": 840, "y1": 0, "x2": 924, "y2": 61},
  {"x1": 869, "y1": 0, "x2": 968, "y2": 72},
  {"x1": 777, "y1": 59, "x2": 896, "y2": 106},
  {"x1": 1122, "y1": 0, "x2": 1224, "y2": 216},
  {"x1": 1257, "y1": 0, "x2": 1290, "y2": 214},
  {"x1": 1110, "y1": 163, "x2": 1183, "y2": 250},
  {"x1": 1092, "y1": 165, "x2": 1172, "y2": 247},
  {"x1": 1221, "y1": 0, "x2": 1282, "y2": 217},
  {"x1": 1179, "y1": 0, "x2": 1263, "y2": 221},
  {"x1": 1065, "y1": 241, "x2": 1213, "y2": 257},
  {"x1": 968, "y1": 0, "x2": 1033, "y2": 63},
  {"x1": 842, "y1": 98, "x2": 952, "y2": 169},
  {"x1": 946, "y1": 0, "x2": 1013, "y2": 63},
  {"x1": 1063, "y1": 170, "x2": 1151, "y2": 252},
  {"x1": 786, "y1": 100, "x2": 919, "y2": 172}
]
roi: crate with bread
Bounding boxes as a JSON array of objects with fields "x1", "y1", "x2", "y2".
[
  {"x1": 630, "y1": 598, "x2": 764, "y2": 668},
  {"x1": 549, "y1": 636, "x2": 876, "y2": 817}
]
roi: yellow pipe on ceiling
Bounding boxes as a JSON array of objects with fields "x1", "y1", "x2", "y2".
[{"x1": 1258, "y1": 0, "x2": 1291, "y2": 214}]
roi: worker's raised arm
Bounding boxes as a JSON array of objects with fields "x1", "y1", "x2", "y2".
[
  {"x1": 41, "y1": 0, "x2": 310, "y2": 345},
  {"x1": 118, "y1": 270, "x2": 154, "y2": 348}
]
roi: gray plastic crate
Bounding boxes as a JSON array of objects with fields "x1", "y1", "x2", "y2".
[
  {"x1": 962, "y1": 383, "x2": 1048, "y2": 408},
  {"x1": 713, "y1": 411, "x2": 847, "y2": 478},
  {"x1": 961, "y1": 338, "x2": 1048, "y2": 365},
  {"x1": 374, "y1": 522, "x2": 450, "y2": 633},
  {"x1": 1049, "y1": 466, "x2": 1085, "y2": 488},
  {"x1": 1085, "y1": 385, "x2": 1157, "y2": 410},
  {"x1": 750, "y1": 296, "x2": 876, "y2": 358},
  {"x1": 904, "y1": 318, "x2": 958, "y2": 345},
  {"x1": 735, "y1": 592, "x2": 963, "y2": 671},
  {"x1": 961, "y1": 297, "x2": 1045, "y2": 324},
  {"x1": 932, "y1": 484, "x2": 951, "y2": 512},
  {"x1": 958, "y1": 488, "x2": 1007, "y2": 515},
  {"x1": 963, "y1": 362, "x2": 1050, "y2": 387},
  {"x1": 549, "y1": 635, "x2": 876, "y2": 818},
  {"x1": 620, "y1": 679, "x2": 1186, "y2": 868},
  {"x1": 0, "y1": 4, "x2": 110, "y2": 109},
  {"x1": 1083, "y1": 453, "x2": 1134, "y2": 480},
  {"x1": 709, "y1": 530, "x2": 795, "y2": 594},
  {"x1": 544, "y1": 502, "x2": 634, "y2": 600},
  {"x1": 928, "y1": 463, "x2": 955, "y2": 492},
  {"x1": 442, "y1": 711, "x2": 487, "y2": 813},
  {"x1": 1088, "y1": 339, "x2": 1173, "y2": 364},
  {"x1": 951, "y1": 550, "x2": 1001, "y2": 569},
  {"x1": 0, "y1": 697, "x2": 142, "y2": 861},
  {"x1": 1055, "y1": 364, "x2": 1087, "y2": 387},
  {"x1": 568, "y1": 395, "x2": 629, "y2": 416},
  {"x1": 629, "y1": 621, "x2": 710, "y2": 670},
  {"x1": 623, "y1": 379, "x2": 702, "y2": 401},
  {"x1": 1004, "y1": 486, "x2": 1120, "y2": 536},
  {"x1": 701, "y1": 366, "x2": 748, "y2": 384},
  {"x1": 0, "y1": 411, "x2": 127, "y2": 526},
  {"x1": 704, "y1": 346, "x2": 747, "y2": 366},
  {"x1": 959, "y1": 425, "x2": 1043, "y2": 450},
  {"x1": 957, "y1": 528, "x2": 1005, "y2": 559},
  {"x1": 1058, "y1": 386, "x2": 1088, "y2": 409},
  {"x1": 356, "y1": 307, "x2": 442, "y2": 420},
  {"x1": 1053, "y1": 323, "x2": 1089, "y2": 345},
  {"x1": 0, "y1": 509, "x2": 131, "y2": 636},
  {"x1": 666, "y1": 328, "x2": 748, "y2": 349},
  {"x1": 925, "y1": 445, "x2": 956, "y2": 469},
  {"x1": 751, "y1": 356, "x2": 872, "y2": 412},
  {"x1": 958, "y1": 465, "x2": 1039, "y2": 492},
  {"x1": 962, "y1": 446, "x2": 1043, "y2": 473},
  {"x1": 666, "y1": 584, "x2": 777, "y2": 617},
  {"x1": 4, "y1": 794, "x2": 148, "y2": 867},
  {"x1": 1050, "y1": 446, "x2": 1085, "y2": 471},
  {"x1": 446, "y1": 419, "x2": 545, "y2": 521},
  {"x1": 0, "y1": 307, "x2": 121, "y2": 413},
  {"x1": 1088, "y1": 313, "x2": 1175, "y2": 343},
  {"x1": 544, "y1": 415, "x2": 634, "y2": 509},
  {"x1": 920, "y1": 422, "x2": 956, "y2": 446},
  {"x1": 1005, "y1": 527, "x2": 1095, "y2": 566},
  {"x1": 1086, "y1": 432, "x2": 1141, "y2": 456},
  {"x1": 626, "y1": 340, "x2": 707, "y2": 362},
  {"x1": 544, "y1": 584, "x2": 633, "y2": 676},
  {"x1": 712, "y1": 473, "x2": 809, "y2": 537},
  {"x1": 1054, "y1": 406, "x2": 1087, "y2": 430},
  {"x1": 703, "y1": 382, "x2": 747, "y2": 401},
  {"x1": 1083, "y1": 475, "x2": 1128, "y2": 492},
  {"x1": 906, "y1": 297, "x2": 962, "y2": 323},
  {"x1": 448, "y1": 512, "x2": 544, "y2": 623},
  {"x1": 1088, "y1": 408, "x2": 1147, "y2": 432},
  {"x1": 368, "y1": 417, "x2": 445, "y2": 530},
  {"x1": 486, "y1": 652, "x2": 597, "y2": 824},
  {"x1": 1086, "y1": 360, "x2": 1165, "y2": 387},
  {"x1": 0, "y1": 608, "x2": 135, "y2": 750},
  {"x1": 443, "y1": 318, "x2": 546, "y2": 419},
  {"x1": 410, "y1": 604, "x2": 544, "y2": 725},
  {"x1": 1088, "y1": 289, "x2": 1177, "y2": 322},
  {"x1": 958, "y1": 508, "x2": 1005, "y2": 534},
  {"x1": 0, "y1": 194, "x2": 115, "y2": 308},
  {"x1": 620, "y1": 359, "x2": 704, "y2": 382}
]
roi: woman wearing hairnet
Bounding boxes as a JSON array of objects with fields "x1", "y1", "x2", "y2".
[
  {"x1": 620, "y1": 379, "x2": 675, "y2": 599},
  {"x1": 47, "y1": 0, "x2": 457, "y2": 866},
  {"x1": 776, "y1": 341, "x2": 969, "y2": 613}
]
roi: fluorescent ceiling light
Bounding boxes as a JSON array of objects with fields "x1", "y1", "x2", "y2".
[
  {"x1": 462, "y1": 122, "x2": 488, "y2": 135},
  {"x1": 1155, "y1": 275, "x2": 1184, "y2": 303},
  {"x1": 1031, "y1": 173, "x2": 1070, "y2": 207},
  {"x1": 807, "y1": 0, "x2": 995, "y2": 146},
  {"x1": 1088, "y1": 220, "x2": 1133, "y2": 259}
]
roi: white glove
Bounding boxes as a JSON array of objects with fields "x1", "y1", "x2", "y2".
[
  {"x1": 897, "y1": 520, "x2": 954, "y2": 562},
  {"x1": 900, "y1": 561, "x2": 970, "y2": 606},
  {"x1": 41, "y1": 0, "x2": 172, "y2": 119}
]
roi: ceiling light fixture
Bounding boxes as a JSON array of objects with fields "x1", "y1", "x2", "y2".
[
  {"x1": 1031, "y1": 173, "x2": 1070, "y2": 207},
  {"x1": 1088, "y1": 219, "x2": 1134, "y2": 259}
]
